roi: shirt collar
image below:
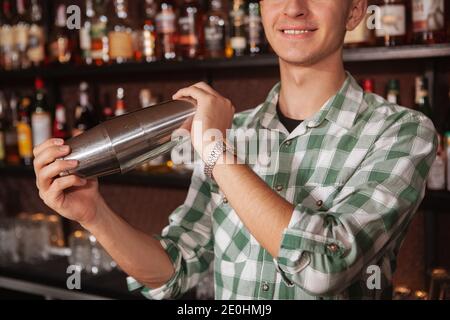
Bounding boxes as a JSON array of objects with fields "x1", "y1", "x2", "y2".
[{"x1": 253, "y1": 72, "x2": 364, "y2": 134}]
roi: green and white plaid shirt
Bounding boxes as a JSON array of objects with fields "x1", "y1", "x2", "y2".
[{"x1": 128, "y1": 73, "x2": 437, "y2": 300}]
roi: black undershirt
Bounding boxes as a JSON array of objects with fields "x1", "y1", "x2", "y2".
[{"x1": 276, "y1": 103, "x2": 304, "y2": 133}]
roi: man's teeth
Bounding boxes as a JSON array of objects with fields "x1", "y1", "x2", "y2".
[{"x1": 283, "y1": 30, "x2": 311, "y2": 35}]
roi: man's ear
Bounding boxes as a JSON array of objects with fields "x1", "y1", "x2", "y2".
[{"x1": 346, "y1": 0, "x2": 368, "y2": 31}]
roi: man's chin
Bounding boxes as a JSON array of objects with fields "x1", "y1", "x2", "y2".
[{"x1": 277, "y1": 54, "x2": 320, "y2": 67}]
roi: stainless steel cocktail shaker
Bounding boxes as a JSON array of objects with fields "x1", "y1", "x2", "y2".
[{"x1": 62, "y1": 100, "x2": 196, "y2": 179}]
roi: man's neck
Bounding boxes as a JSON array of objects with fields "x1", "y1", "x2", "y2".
[{"x1": 278, "y1": 49, "x2": 347, "y2": 121}]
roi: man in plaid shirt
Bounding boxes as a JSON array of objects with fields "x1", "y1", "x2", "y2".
[{"x1": 34, "y1": 0, "x2": 437, "y2": 299}]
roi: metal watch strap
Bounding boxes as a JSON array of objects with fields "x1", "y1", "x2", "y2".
[{"x1": 204, "y1": 141, "x2": 233, "y2": 179}]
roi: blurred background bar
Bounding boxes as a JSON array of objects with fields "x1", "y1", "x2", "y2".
[{"x1": 0, "y1": 0, "x2": 449, "y2": 300}]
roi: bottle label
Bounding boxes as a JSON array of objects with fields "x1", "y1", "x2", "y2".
[
  {"x1": 156, "y1": 11, "x2": 176, "y2": 34},
  {"x1": 0, "y1": 25, "x2": 14, "y2": 48},
  {"x1": 27, "y1": 25, "x2": 45, "y2": 64},
  {"x1": 412, "y1": 0, "x2": 445, "y2": 32},
  {"x1": 31, "y1": 112, "x2": 52, "y2": 148},
  {"x1": 91, "y1": 21, "x2": 107, "y2": 39},
  {"x1": 108, "y1": 31, "x2": 133, "y2": 59},
  {"x1": 13, "y1": 23, "x2": 29, "y2": 48},
  {"x1": 375, "y1": 5, "x2": 406, "y2": 37},
  {"x1": 0, "y1": 132, "x2": 5, "y2": 161},
  {"x1": 80, "y1": 25, "x2": 92, "y2": 51},
  {"x1": 178, "y1": 15, "x2": 198, "y2": 45},
  {"x1": 50, "y1": 37, "x2": 70, "y2": 63},
  {"x1": 142, "y1": 29, "x2": 156, "y2": 59},
  {"x1": 17, "y1": 122, "x2": 33, "y2": 158},
  {"x1": 205, "y1": 25, "x2": 224, "y2": 51},
  {"x1": 231, "y1": 37, "x2": 246, "y2": 50}
]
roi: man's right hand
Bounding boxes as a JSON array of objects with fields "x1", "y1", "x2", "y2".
[{"x1": 33, "y1": 138, "x2": 103, "y2": 226}]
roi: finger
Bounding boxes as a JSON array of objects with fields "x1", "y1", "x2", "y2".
[
  {"x1": 33, "y1": 138, "x2": 64, "y2": 158},
  {"x1": 172, "y1": 86, "x2": 212, "y2": 103},
  {"x1": 191, "y1": 82, "x2": 220, "y2": 96},
  {"x1": 46, "y1": 175, "x2": 87, "y2": 205},
  {"x1": 33, "y1": 145, "x2": 71, "y2": 172},
  {"x1": 38, "y1": 159, "x2": 79, "y2": 191},
  {"x1": 174, "y1": 96, "x2": 197, "y2": 107}
]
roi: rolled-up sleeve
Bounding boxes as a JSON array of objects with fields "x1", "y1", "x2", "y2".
[
  {"x1": 276, "y1": 114, "x2": 438, "y2": 296},
  {"x1": 128, "y1": 164, "x2": 215, "y2": 300}
]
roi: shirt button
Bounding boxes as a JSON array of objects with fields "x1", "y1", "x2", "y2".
[
  {"x1": 285, "y1": 140, "x2": 292, "y2": 146},
  {"x1": 262, "y1": 282, "x2": 270, "y2": 292},
  {"x1": 275, "y1": 185, "x2": 284, "y2": 192},
  {"x1": 316, "y1": 200, "x2": 324, "y2": 207},
  {"x1": 327, "y1": 243, "x2": 339, "y2": 253},
  {"x1": 223, "y1": 197, "x2": 228, "y2": 204}
]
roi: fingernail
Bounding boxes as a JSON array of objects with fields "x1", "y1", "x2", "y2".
[
  {"x1": 59, "y1": 146, "x2": 70, "y2": 152},
  {"x1": 69, "y1": 160, "x2": 79, "y2": 167},
  {"x1": 54, "y1": 139, "x2": 64, "y2": 145}
]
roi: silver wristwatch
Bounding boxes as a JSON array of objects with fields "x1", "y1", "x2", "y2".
[{"x1": 204, "y1": 141, "x2": 234, "y2": 179}]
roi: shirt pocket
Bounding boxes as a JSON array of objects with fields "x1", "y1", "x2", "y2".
[
  {"x1": 295, "y1": 183, "x2": 344, "y2": 212},
  {"x1": 211, "y1": 191, "x2": 252, "y2": 264}
]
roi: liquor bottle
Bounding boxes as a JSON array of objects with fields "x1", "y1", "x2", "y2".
[
  {"x1": 53, "y1": 103, "x2": 69, "y2": 140},
  {"x1": 90, "y1": 0, "x2": 109, "y2": 66},
  {"x1": 0, "y1": 0, "x2": 16, "y2": 70},
  {"x1": 0, "y1": 92, "x2": 7, "y2": 166},
  {"x1": 101, "y1": 92, "x2": 114, "y2": 121},
  {"x1": 49, "y1": 4, "x2": 72, "y2": 64},
  {"x1": 114, "y1": 88, "x2": 127, "y2": 116},
  {"x1": 362, "y1": 78, "x2": 375, "y2": 93},
  {"x1": 73, "y1": 82, "x2": 98, "y2": 137},
  {"x1": 14, "y1": 0, "x2": 31, "y2": 69},
  {"x1": 427, "y1": 134, "x2": 446, "y2": 190},
  {"x1": 136, "y1": 0, "x2": 158, "y2": 62},
  {"x1": 155, "y1": 0, "x2": 177, "y2": 60},
  {"x1": 178, "y1": 0, "x2": 204, "y2": 59},
  {"x1": 386, "y1": 79, "x2": 400, "y2": 104},
  {"x1": 446, "y1": 131, "x2": 450, "y2": 192},
  {"x1": 229, "y1": 0, "x2": 247, "y2": 57},
  {"x1": 204, "y1": 0, "x2": 227, "y2": 59},
  {"x1": 375, "y1": 0, "x2": 407, "y2": 47},
  {"x1": 344, "y1": 10, "x2": 376, "y2": 48},
  {"x1": 31, "y1": 78, "x2": 52, "y2": 148},
  {"x1": 140, "y1": 88, "x2": 159, "y2": 108},
  {"x1": 415, "y1": 76, "x2": 433, "y2": 119},
  {"x1": 17, "y1": 95, "x2": 33, "y2": 166},
  {"x1": 108, "y1": 0, "x2": 134, "y2": 64},
  {"x1": 80, "y1": 0, "x2": 94, "y2": 65},
  {"x1": 412, "y1": 0, "x2": 447, "y2": 44},
  {"x1": 5, "y1": 93, "x2": 20, "y2": 165},
  {"x1": 247, "y1": 0, "x2": 265, "y2": 55},
  {"x1": 27, "y1": 0, "x2": 46, "y2": 67}
]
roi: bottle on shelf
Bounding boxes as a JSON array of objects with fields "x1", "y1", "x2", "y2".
[
  {"x1": 362, "y1": 78, "x2": 375, "y2": 93},
  {"x1": 155, "y1": 0, "x2": 178, "y2": 60},
  {"x1": 446, "y1": 131, "x2": 450, "y2": 192},
  {"x1": 101, "y1": 92, "x2": 114, "y2": 122},
  {"x1": 49, "y1": 4, "x2": 72, "y2": 64},
  {"x1": 53, "y1": 103, "x2": 69, "y2": 140},
  {"x1": 412, "y1": 0, "x2": 447, "y2": 44},
  {"x1": 0, "y1": 0, "x2": 17, "y2": 70},
  {"x1": 14, "y1": 0, "x2": 31, "y2": 69},
  {"x1": 139, "y1": 88, "x2": 159, "y2": 108},
  {"x1": 375, "y1": 0, "x2": 408, "y2": 47},
  {"x1": 344, "y1": 8, "x2": 376, "y2": 48},
  {"x1": 80, "y1": 0, "x2": 95, "y2": 65},
  {"x1": 136, "y1": 0, "x2": 158, "y2": 63},
  {"x1": 178, "y1": 0, "x2": 204, "y2": 60},
  {"x1": 16, "y1": 95, "x2": 33, "y2": 166},
  {"x1": 0, "y1": 92, "x2": 7, "y2": 166},
  {"x1": 73, "y1": 82, "x2": 98, "y2": 137},
  {"x1": 27, "y1": 0, "x2": 46, "y2": 67},
  {"x1": 31, "y1": 77, "x2": 52, "y2": 148},
  {"x1": 5, "y1": 93, "x2": 20, "y2": 165},
  {"x1": 427, "y1": 134, "x2": 446, "y2": 190},
  {"x1": 229, "y1": 0, "x2": 247, "y2": 57},
  {"x1": 114, "y1": 87, "x2": 127, "y2": 117},
  {"x1": 108, "y1": 0, "x2": 134, "y2": 64},
  {"x1": 90, "y1": 0, "x2": 110, "y2": 66},
  {"x1": 247, "y1": 0, "x2": 265, "y2": 55},
  {"x1": 386, "y1": 79, "x2": 400, "y2": 104},
  {"x1": 203, "y1": 0, "x2": 227, "y2": 59},
  {"x1": 415, "y1": 76, "x2": 433, "y2": 120}
]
